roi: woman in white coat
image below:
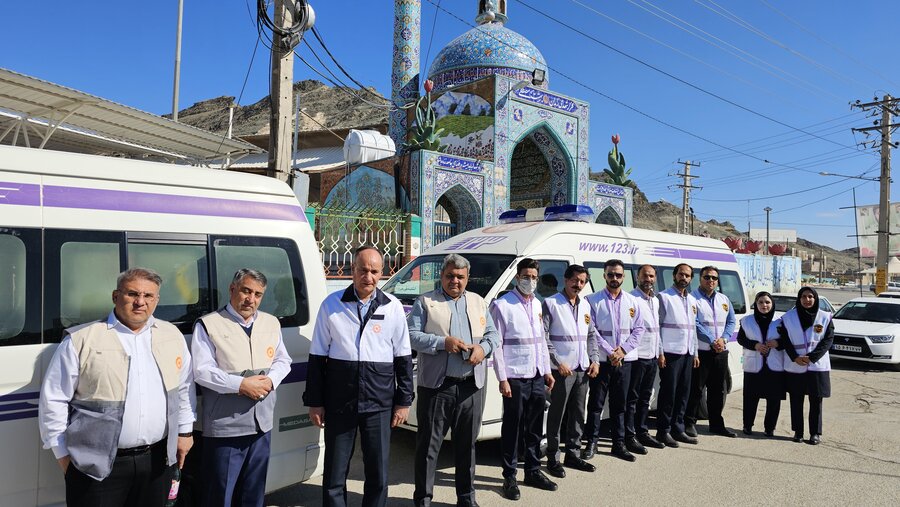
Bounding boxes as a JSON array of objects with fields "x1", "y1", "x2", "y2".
[
  {"x1": 736, "y1": 291, "x2": 785, "y2": 437},
  {"x1": 774, "y1": 287, "x2": 834, "y2": 445}
]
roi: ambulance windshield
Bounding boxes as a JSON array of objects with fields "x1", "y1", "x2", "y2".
[{"x1": 382, "y1": 254, "x2": 516, "y2": 304}]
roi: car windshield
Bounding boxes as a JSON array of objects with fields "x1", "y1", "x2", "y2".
[
  {"x1": 771, "y1": 296, "x2": 796, "y2": 312},
  {"x1": 833, "y1": 302, "x2": 900, "y2": 324},
  {"x1": 771, "y1": 295, "x2": 831, "y2": 312},
  {"x1": 381, "y1": 254, "x2": 516, "y2": 304}
]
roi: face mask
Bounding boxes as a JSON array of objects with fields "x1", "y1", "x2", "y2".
[{"x1": 517, "y1": 277, "x2": 537, "y2": 295}]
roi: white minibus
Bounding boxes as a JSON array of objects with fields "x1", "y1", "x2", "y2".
[
  {"x1": 0, "y1": 145, "x2": 326, "y2": 505},
  {"x1": 382, "y1": 205, "x2": 749, "y2": 440}
]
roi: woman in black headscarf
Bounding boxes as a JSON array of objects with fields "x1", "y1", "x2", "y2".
[
  {"x1": 736, "y1": 291, "x2": 785, "y2": 437},
  {"x1": 774, "y1": 287, "x2": 834, "y2": 445}
]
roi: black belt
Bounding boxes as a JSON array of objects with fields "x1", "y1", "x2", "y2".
[
  {"x1": 443, "y1": 375, "x2": 474, "y2": 383},
  {"x1": 116, "y1": 439, "x2": 164, "y2": 457}
]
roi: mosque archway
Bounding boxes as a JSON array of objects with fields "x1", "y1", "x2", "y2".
[
  {"x1": 434, "y1": 184, "x2": 482, "y2": 244},
  {"x1": 509, "y1": 125, "x2": 572, "y2": 210},
  {"x1": 596, "y1": 206, "x2": 624, "y2": 226}
]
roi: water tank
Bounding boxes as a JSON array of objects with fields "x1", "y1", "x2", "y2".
[{"x1": 343, "y1": 130, "x2": 396, "y2": 165}]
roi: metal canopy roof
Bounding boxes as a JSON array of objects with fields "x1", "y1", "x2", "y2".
[{"x1": 0, "y1": 68, "x2": 260, "y2": 162}]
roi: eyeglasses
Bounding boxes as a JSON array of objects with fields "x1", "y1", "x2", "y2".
[
  {"x1": 702, "y1": 275, "x2": 719, "y2": 281},
  {"x1": 606, "y1": 273, "x2": 624, "y2": 279}
]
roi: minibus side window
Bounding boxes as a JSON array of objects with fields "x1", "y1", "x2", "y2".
[
  {"x1": 584, "y1": 263, "x2": 637, "y2": 294},
  {"x1": 0, "y1": 229, "x2": 41, "y2": 345},
  {"x1": 501, "y1": 260, "x2": 569, "y2": 302},
  {"x1": 211, "y1": 236, "x2": 308, "y2": 327},
  {"x1": 44, "y1": 230, "x2": 125, "y2": 342},
  {"x1": 718, "y1": 271, "x2": 747, "y2": 314},
  {"x1": 128, "y1": 242, "x2": 211, "y2": 332}
]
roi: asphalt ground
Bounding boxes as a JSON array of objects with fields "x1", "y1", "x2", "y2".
[{"x1": 267, "y1": 359, "x2": 900, "y2": 506}]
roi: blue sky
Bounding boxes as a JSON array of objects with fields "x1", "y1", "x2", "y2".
[{"x1": 2, "y1": 1, "x2": 897, "y2": 251}]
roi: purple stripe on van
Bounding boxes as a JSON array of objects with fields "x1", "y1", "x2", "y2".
[
  {"x1": 0, "y1": 182, "x2": 41, "y2": 206},
  {"x1": 649, "y1": 247, "x2": 734, "y2": 263},
  {"x1": 1, "y1": 183, "x2": 308, "y2": 222},
  {"x1": 42, "y1": 185, "x2": 306, "y2": 222}
]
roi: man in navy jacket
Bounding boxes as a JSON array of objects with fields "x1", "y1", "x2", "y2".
[{"x1": 303, "y1": 246, "x2": 414, "y2": 507}]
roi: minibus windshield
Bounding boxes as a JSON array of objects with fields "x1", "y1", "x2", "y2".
[{"x1": 382, "y1": 254, "x2": 516, "y2": 304}]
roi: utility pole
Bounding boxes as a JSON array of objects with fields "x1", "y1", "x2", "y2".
[
  {"x1": 764, "y1": 206, "x2": 772, "y2": 253},
  {"x1": 675, "y1": 160, "x2": 701, "y2": 235},
  {"x1": 267, "y1": 0, "x2": 296, "y2": 185},
  {"x1": 852, "y1": 95, "x2": 900, "y2": 293},
  {"x1": 171, "y1": 0, "x2": 184, "y2": 121}
]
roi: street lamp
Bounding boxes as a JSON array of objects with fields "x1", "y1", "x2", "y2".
[
  {"x1": 818, "y1": 171, "x2": 882, "y2": 181},
  {"x1": 764, "y1": 206, "x2": 772, "y2": 253}
]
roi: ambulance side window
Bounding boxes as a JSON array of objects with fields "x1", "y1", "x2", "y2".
[
  {"x1": 503, "y1": 260, "x2": 569, "y2": 302},
  {"x1": 0, "y1": 229, "x2": 41, "y2": 346},
  {"x1": 584, "y1": 263, "x2": 637, "y2": 294}
]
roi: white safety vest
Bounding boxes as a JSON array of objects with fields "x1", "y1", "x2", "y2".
[
  {"x1": 630, "y1": 289, "x2": 660, "y2": 360},
  {"x1": 491, "y1": 290, "x2": 551, "y2": 379},
  {"x1": 693, "y1": 290, "x2": 730, "y2": 351},
  {"x1": 587, "y1": 290, "x2": 642, "y2": 363},
  {"x1": 781, "y1": 308, "x2": 832, "y2": 374},
  {"x1": 658, "y1": 287, "x2": 699, "y2": 356},
  {"x1": 544, "y1": 292, "x2": 592, "y2": 370},
  {"x1": 740, "y1": 315, "x2": 784, "y2": 373}
]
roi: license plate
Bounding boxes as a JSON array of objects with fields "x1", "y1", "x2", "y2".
[{"x1": 832, "y1": 344, "x2": 862, "y2": 353}]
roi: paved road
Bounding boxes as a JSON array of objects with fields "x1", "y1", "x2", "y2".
[{"x1": 267, "y1": 359, "x2": 900, "y2": 506}]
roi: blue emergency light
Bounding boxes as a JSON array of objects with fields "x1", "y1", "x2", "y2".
[{"x1": 498, "y1": 204, "x2": 595, "y2": 223}]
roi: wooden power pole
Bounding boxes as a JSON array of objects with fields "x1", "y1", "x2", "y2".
[{"x1": 267, "y1": 0, "x2": 296, "y2": 185}]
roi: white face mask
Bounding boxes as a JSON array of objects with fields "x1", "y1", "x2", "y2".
[{"x1": 517, "y1": 277, "x2": 537, "y2": 295}]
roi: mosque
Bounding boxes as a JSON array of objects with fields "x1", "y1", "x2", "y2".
[{"x1": 312, "y1": 0, "x2": 633, "y2": 256}]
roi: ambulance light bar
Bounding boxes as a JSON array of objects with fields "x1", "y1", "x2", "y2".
[{"x1": 498, "y1": 205, "x2": 595, "y2": 223}]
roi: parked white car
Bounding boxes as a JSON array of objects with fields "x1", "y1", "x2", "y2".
[
  {"x1": 830, "y1": 297, "x2": 900, "y2": 366},
  {"x1": 770, "y1": 292, "x2": 835, "y2": 319}
]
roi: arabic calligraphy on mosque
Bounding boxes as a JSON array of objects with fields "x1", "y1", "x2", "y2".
[
  {"x1": 437, "y1": 155, "x2": 482, "y2": 173},
  {"x1": 595, "y1": 183, "x2": 626, "y2": 197},
  {"x1": 513, "y1": 87, "x2": 578, "y2": 113}
]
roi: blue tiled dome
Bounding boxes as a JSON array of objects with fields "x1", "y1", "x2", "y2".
[{"x1": 427, "y1": 22, "x2": 549, "y2": 93}]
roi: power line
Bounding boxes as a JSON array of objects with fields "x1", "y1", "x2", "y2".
[
  {"x1": 566, "y1": 0, "x2": 814, "y2": 114},
  {"x1": 514, "y1": 0, "x2": 858, "y2": 152},
  {"x1": 427, "y1": 0, "x2": 850, "y2": 175},
  {"x1": 758, "y1": 0, "x2": 900, "y2": 90},
  {"x1": 308, "y1": 27, "x2": 389, "y2": 103},
  {"x1": 696, "y1": 0, "x2": 875, "y2": 91},
  {"x1": 213, "y1": 36, "x2": 262, "y2": 158},
  {"x1": 625, "y1": 0, "x2": 842, "y2": 102}
]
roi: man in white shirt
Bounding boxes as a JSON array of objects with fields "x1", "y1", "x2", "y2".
[
  {"x1": 192, "y1": 268, "x2": 292, "y2": 507},
  {"x1": 39, "y1": 268, "x2": 195, "y2": 507}
]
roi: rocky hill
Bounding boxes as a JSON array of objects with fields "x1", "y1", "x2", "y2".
[
  {"x1": 166, "y1": 80, "x2": 388, "y2": 136},
  {"x1": 174, "y1": 79, "x2": 861, "y2": 276}
]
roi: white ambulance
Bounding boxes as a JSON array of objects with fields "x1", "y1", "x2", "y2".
[
  {"x1": 0, "y1": 145, "x2": 327, "y2": 505},
  {"x1": 382, "y1": 205, "x2": 749, "y2": 440}
]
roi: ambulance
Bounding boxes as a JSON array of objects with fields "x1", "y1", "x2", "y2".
[
  {"x1": 0, "y1": 145, "x2": 327, "y2": 505},
  {"x1": 382, "y1": 205, "x2": 749, "y2": 440}
]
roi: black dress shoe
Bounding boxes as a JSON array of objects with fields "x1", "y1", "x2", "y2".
[
  {"x1": 611, "y1": 442, "x2": 637, "y2": 462},
  {"x1": 564, "y1": 453, "x2": 596, "y2": 472},
  {"x1": 524, "y1": 470, "x2": 558, "y2": 491},
  {"x1": 657, "y1": 432, "x2": 679, "y2": 448},
  {"x1": 792, "y1": 432, "x2": 803, "y2": 443},
  {"x1": 742, "y1": 427, "x2": 753, "y2": 436},
  {"x1": 672, "y1": 432, "x2": 699, "y2": 445},
  {"x1": 546, "y1": 460, "x2": 566, "y2": 478},
  {"x1": 809, "y1": 434, "x2": 821, "y2": 445},
  {"x1": 764, "y1": 429, "x2": 775, "y2": 438},
  {"x1": 502, "y1": 476, "x2": 521, "y2": 501},
  {"x1": 637, "y1": 433, "x2": 665, "y2": 449},
  {"x1": 580, "y1": 439, "x2": 597, "y2": 460},
  {"x1": 710, "y1": 426, "x2": 737, "y2": 438},
  {"x1": 625, "y1": 436, "x2": 648, "y2": 455},
  {"x1": 684, "y1": 424, "x2": 698, "y2": 438}
]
